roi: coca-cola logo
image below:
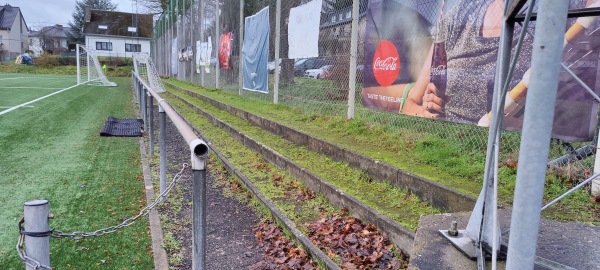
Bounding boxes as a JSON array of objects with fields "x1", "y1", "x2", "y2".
[{"x1": 372, "y1": 40, "x2": 400, "y2": 87}]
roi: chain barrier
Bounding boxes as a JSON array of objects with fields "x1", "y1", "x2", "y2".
[{"x1": 16, "y1": 163, "x2": 189, "y2": 269}]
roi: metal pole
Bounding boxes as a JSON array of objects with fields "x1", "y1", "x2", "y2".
[
  {"x1": 192, "y1": 169, "x2": 207, "y2": 270},
  {"x1": 142, "y1": 89, "x2": 148, "y2": 132},
  {"x1": 238, "y1": 0, "x2": 244, "y2": 95},
  {"x1": 506, "y1": 1, "x2": 568, "y2": 269},
  {"x1": 191, "y1": 0, "x2": 196, "y2": 82},
  {"x1": 273, "y1": 0, "x2": 281, "y2": 104},
  {"x1": 149, "y1": 97, "x2": 155, "y2": 156},
  {"x1": 215, "y1": 0, "x2": 220, "y2": 89},
  {"x1": 347, "y1": 0, "x2": 359, "y2": 119},
  {"x1": 23, "y1": 200, "x2": 50, "y2": 270},
  {"x1": 200, "y1": 0, "x2": 205, "y2": 87},
  {"x1": 159, "y1": 105, "x2": 167, "y2": 201}
]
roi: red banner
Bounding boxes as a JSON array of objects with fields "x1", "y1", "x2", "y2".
[{"x1": 219, "y1": 32, "x2": 233, "y2": 70}]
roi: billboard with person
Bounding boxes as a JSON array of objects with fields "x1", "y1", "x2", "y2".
[{"x1": 361, "y1": 0, "x2": 600, "y2": 141}]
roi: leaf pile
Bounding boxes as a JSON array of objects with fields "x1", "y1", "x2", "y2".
[
  {"x1": 307, "y1": 215, "x2": 405, "y2": 269},
  {"x1": 250, "y1": 221, "x2": 317, "y2": 270}
]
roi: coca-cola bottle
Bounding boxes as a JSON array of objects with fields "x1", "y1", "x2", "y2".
[{"x1": 430, "y1": 37, "x2": 447, "y2": 114}]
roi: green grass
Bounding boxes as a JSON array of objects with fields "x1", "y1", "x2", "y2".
[
  {"x1": 0, "y1": 62, "x2": 133, "y2": 77},
  {"x1": 0, "y1": 74, "x2": 76, "y2": 107},
  {"x1": 165, "y1": 88, "x2": 441, "y2": 231},
  {"x1": 164, "y1": 79, "x2": 600, "y2": 226},
  {"x1": 0, "y1": 75, "x2": 152, "y2": 269}
]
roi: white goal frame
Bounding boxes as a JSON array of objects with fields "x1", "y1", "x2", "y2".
[{"x1": 76, "y1": 44, "x2": 117, "y2": 87}]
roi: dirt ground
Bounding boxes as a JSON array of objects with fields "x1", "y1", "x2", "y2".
[{"x1": 149, "y1": 107, "x2": 263, "y2": 269}]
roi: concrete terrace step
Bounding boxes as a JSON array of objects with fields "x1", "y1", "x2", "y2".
[
  {"x1": 163, "y1": 81, "x2": 476, "y2": 213},
  {"x1": 166, "y1": 88, "x2": 417, "y2": 256}
]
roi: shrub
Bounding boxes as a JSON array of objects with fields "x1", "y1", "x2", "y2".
[{"x1": 36, "y1": 53, "x2": 59, "y2": 67}]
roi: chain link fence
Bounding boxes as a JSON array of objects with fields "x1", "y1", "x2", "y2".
[{"x1": 152, "y1": 0, "x2": 600, "y2": 190}]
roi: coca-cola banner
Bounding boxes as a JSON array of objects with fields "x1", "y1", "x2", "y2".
[{"x1": 362, "y1": 0, "x2": 600, "y2": 141}]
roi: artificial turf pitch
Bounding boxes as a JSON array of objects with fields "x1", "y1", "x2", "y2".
[{"x1": 0, "y1": 74, "x2": 153, "y2": 269}]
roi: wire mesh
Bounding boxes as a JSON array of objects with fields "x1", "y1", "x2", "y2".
[{"x1": 151, "y1": 0, "x2": 600, "y2": 189}]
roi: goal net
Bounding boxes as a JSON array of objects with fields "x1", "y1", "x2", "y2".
[
  {"x1": 76, "y1": 44, "x2": 117, "y2": 87},
  {"x1": 132, "y1": 52, "x2": 166, "y2": 93}
]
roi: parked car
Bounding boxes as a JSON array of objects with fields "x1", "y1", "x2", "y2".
[
  {"x1": 294, "y1": 58, "x2": 332, "y2": 76},
  {"x1": 304, "y1": 65, "x2": 332, "y2": 79},
  {"x1": 267, "y1": 59, "x2": 282, "y2": 73}
]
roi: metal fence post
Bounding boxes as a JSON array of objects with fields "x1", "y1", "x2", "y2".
[
  {"x1": 506, "y1": 1, "x2": 569, "y2": 269},
  {"x1": 192, "y1": 169, "x2": 207, "y2": 270},
  {"x1": 273, "y1": 0, "x2": 281, "y2": 104},
  {"x1": 23, "y1": 200, "x2": 50, "y2": 270},
  {"x1": 142, "y1": 89, "x2": 148, "y2": 132},
  {"x1": 149, "y1": 97, "x2": 155, "y2": 156},
  {"x1": 200, "y1": 0, "x2": 205, "y2": 87},
  {"x1": 238, "y1": 0, "x2": 244, "y2": 95},
  {"x1": 190, "y1": 140, "x2": 208, "y2": 270},
  {"x1": 215, "y1": 0, "x2": 220, "y2": 89},
  {"x1": 159, "y1": 105, "x2": 167, "y2": 201},
  {"x1": 347, "y1": 0, "x2": 360, "y2": 119}
]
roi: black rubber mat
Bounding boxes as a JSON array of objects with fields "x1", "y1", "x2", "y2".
[{"x1": 100, "y1": 117, "x2": 144, "y2": 137}]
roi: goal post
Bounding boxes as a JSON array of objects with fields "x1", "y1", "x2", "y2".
[
  {"x1": 132, "y1": 52, "x2": 166, "y2": 93},
  {"x1": 76, "y1": 44, "x2": 117, "y2": 87}
]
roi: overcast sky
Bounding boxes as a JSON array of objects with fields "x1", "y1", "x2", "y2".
[{"x1": 13, "y1": 0, "x2": 144, "y2": 30}]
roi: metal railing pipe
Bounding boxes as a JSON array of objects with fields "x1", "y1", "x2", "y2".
[
  {"x1": 132, "y1": 72, "x2": 209, "y2": 269},
  {"x1": 132, "y1": 72, "x2": 209, "y2": 166}
]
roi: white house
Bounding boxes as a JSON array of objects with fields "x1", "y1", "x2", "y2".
[
  {"x1": 28, "y1": 24, "x2": 72, "y2": 57},
  {"x1": 82, "y1": 9, "x2": 153, "y2": 58},
  {"x1": 0, "y1": 4, "x2": 29, "y2": 61}
]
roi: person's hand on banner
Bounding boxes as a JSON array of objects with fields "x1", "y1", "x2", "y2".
[{"x1": 422, "y1": 83, "x2": 444, "y2": 115}]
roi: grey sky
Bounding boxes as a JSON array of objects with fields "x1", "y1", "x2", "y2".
[{"x1": 12, "y1": 0, "x2": 145, "y2": 30}]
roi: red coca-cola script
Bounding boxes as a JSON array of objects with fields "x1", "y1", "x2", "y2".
[{"x1": 372, "y1": 40, "x2": 400, "y2": 87}]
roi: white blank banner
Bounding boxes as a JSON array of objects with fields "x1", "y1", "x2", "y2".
[{"x1": 288, "y1": 0, "x2": 322, "y2": 59}]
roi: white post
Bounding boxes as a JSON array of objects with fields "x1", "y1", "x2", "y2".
[
  {"x1": 76, "y1": 44, "x2": 81, "y2": 84},
  {"x1": 273, "y1": 0, "x2": 281, "y2": 104},
  {"x1": 592, "y1": 137, "x2": 600, "y2": 195},
  {"x1": 238, "y1": 0, "x2": 244, "y2": 95},
  {"x1": 215, "y1": 0, "x2": 220, "y2": 89},
  {"x1": 200, "y1": 0, "x2": 205, "y2": 86},
  {"x1": 347, "y1": 0, "x2": 360, "y2": 119}
]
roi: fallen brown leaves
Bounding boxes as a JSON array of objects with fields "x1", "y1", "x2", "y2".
[
  {"x1": 250, "y1": 221, "x2": 317, "y2": 270},
  {"x1": 307, "y1": 215, "x2": 405, "y2": 270}
]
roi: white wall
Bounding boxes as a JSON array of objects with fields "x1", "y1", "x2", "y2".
[
  {"x1": 0, "y1": 10, "x2": 28, "y2": 60},
  {"x1": 85, "y1": 35, "x2": 151, "y2": 58}
]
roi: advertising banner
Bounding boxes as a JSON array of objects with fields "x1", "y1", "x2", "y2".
[
  {"x1": 219, "y1": 32, "x2": 233, "y2": 70},
  {"x1": 242, "y1": 7, "x2": 270, "y2": 93},
  {"x1": 361, "y1": 0, "x2": 600, "y2": 141},
  {"x1": 197, "y1": 37, "x2": 212, "y2": 74},
  {"x1": 288, "y1": 0, "x2": 322, "y2": 59}
]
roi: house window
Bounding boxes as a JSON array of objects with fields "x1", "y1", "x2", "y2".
[
  {"x1": 125, "y1": 43, "x2": 141, "y2": 52},
  {"x1": 339, "y1": 13, "x2": 343, "y2": 21},
  {"x1": 96, "y1": 42, "x2": 112, "y2": 51},
  {"x1": 346, "y1": 11, "x2": 351, "y2": 19},
  {"x1": 98, "y1": 25, "x2": 108, "y2": 30},
  {"x1": 331, "y1": 15, "x2": 336, "y2": 23},
  {"x1": 127, "y1": 26, "x2": 137, "y2": 33}
]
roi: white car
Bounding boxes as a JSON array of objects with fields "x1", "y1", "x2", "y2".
[{"x1": 304, "y1": 65, "x2": 332, "y2": 79}]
